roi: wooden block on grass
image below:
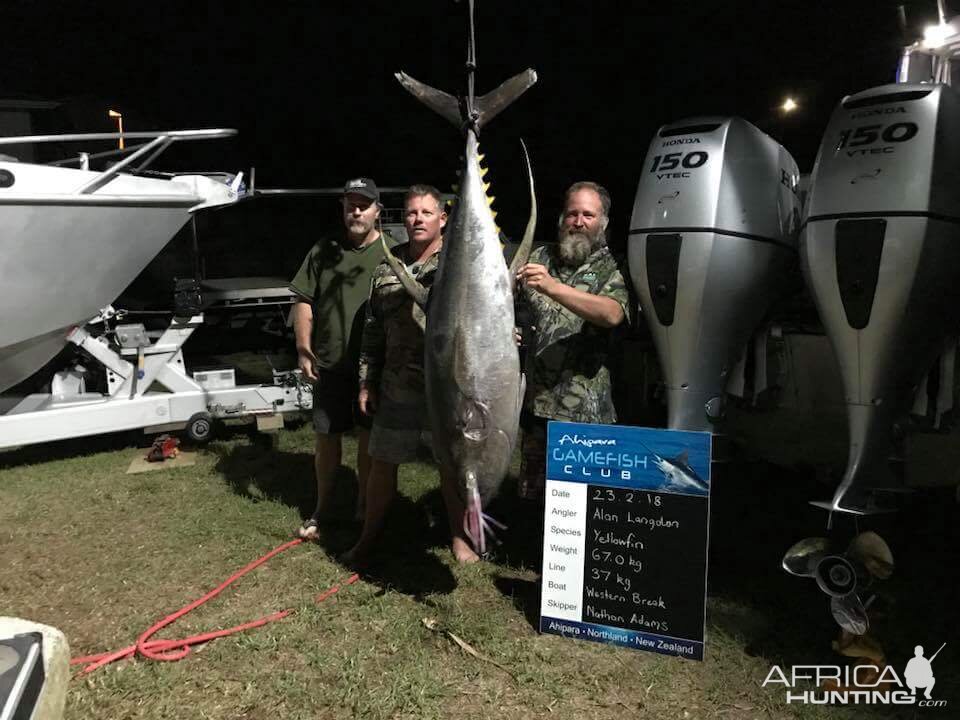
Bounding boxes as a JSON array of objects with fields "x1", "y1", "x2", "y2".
[{"x1": 256, "y1": 413, "x2": 284, "y2": 432}]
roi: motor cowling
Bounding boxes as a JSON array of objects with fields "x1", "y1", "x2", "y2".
[
  {"x1": 802, "y1": 83, "x2": 960, "y2": 513},
  {"x1": 629, "y1": 117, "x2": 801, "y2": 432}
]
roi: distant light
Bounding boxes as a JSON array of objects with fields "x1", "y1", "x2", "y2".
[
  {"x1": 923, "y1": 22, "x2": 953, "y2": 49},
  {"x1": 781, "y1": 97, "x2": 798, "y2": 113},
  {"x1": 108, "y1": 109, "x2": 122, "y2": 118}
]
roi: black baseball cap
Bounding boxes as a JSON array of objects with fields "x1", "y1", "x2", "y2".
[{"x1": 342, "y1": 177, "x2": 379, "y2": 202}]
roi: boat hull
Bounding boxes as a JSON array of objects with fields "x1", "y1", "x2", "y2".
[{"x1": 0, "y1": 162, "x2": 202, "y2": 392}]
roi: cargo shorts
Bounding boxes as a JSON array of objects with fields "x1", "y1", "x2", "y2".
[{"x1": 367, "y1": 385, "x2": 432, "y2": 464}]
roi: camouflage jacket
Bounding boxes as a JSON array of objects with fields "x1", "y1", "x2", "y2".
[
  {"x1": 358, "y1": 243, "x2": 440, "y2": 401},
  {"x1": 519, "y1": 244, "x2": 631, "y2": 424}
]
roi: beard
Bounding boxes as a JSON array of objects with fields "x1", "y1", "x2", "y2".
[
  {"x1": 345, "y1": 217, "x2": 375, "y2": 241},
  {"x1": 556, "y1": 224, "x2": 606, "y2": 268}
]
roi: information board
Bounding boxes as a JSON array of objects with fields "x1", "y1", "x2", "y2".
[{"x1": 539, "y1": 421, "x2": 711, "y2": 660}]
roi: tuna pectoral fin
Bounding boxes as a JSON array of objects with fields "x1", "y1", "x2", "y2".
[
  {"x1": 508, "y1": 139, "x2": 537, "y2": 280},
  {"x1": 380, "y1": 234, "x2": 428, "y2": 307},
  {"x1": 395, "y1": 71, "x2": 462, "y2": 128},
  {"x1": 475, "y1": 69, "x2": 538, "y2": 129}
]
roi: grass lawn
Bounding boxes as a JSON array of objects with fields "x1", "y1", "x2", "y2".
[{"x1": 1, "y1": 423, "x2": 955, "y2": 719}]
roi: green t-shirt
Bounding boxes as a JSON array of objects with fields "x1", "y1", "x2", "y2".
[{"x1": 289, "y1": 230, "x2": 395, "y2": 375}]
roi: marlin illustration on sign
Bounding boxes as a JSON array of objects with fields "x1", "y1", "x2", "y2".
[
  {"x1": 383, "y1": 0, "x2": 537, "y2": 554},
  {"x1": 652, "y1": 450, "x2": 709, "y2": 494},
  {"x1": 636, "y1": 439, "x2": 709, "y2": 495}
]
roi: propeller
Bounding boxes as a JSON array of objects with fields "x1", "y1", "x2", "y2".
[{"x1": 782, "y1": 531, "x2": 894, "y2": 635}]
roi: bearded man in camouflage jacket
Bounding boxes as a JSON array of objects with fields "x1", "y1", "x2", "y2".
[{"x1": 514, "y1": 181, "x2": 631, "y2": 499}]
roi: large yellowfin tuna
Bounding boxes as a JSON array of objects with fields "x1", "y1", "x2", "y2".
[{"x1": 382, "y1": 0, "x2": 537, "y2": 554}]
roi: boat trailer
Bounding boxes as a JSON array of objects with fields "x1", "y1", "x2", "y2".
[{"x1": 0, "y1": 304, "x2": 312, "y2": 450}]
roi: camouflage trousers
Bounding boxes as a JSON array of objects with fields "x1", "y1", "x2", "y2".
[{"x1": 518, "y1": 414, "x2": 548, "y2": 500}]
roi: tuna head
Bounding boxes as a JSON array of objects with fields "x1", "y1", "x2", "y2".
[{"x1": 448, "y1": 394, "x2": 520, "y2": 538}]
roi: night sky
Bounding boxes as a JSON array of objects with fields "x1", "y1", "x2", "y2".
[{"x1": 0, "y1": 1, "x2": 933, "y2": 242}]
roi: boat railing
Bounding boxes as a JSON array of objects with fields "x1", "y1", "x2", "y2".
[
  {"x1": 0, "y1": 129, "x2": 237, "y2": 195},
  {"x1": 898, "y1": 13, "x2": 960, "y2": 85},
  {"x1": 251, "y1": 187, "x2": 454, "y2": 222}
]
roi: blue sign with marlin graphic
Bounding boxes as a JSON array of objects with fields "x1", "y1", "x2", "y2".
[
  {"x1": 540, "y1": 422, "x2": 711, "y2": 661},
  {"x1": 546, "y1": 421, "x2": 710, "y2": 495}
]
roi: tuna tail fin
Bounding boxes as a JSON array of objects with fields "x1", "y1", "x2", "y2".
[
  {"x1": 395, "y1": 69, "x2": 537, "y2": 132},
  {"x1": 395, "y1": 71, "x2": 462, "y2": 128},
  {"x1": 379, "y1": 232, "x2": 428, "y2": 308},
  {"x1": 474, "y1": 69, "x2": 538, "y2": 129},
  {"x1": 508, "y1": 138, "x2": 537, "y2": 280}
]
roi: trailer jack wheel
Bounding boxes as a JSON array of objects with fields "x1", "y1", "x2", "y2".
[{"x1": 185, "y1": 412, "x2": 214, "y2": 443}]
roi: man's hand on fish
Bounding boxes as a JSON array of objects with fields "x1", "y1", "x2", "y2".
[
  {"x1": 514, "y1": 326, "x2": 536, "y2": 347},
  {"x1": 516, "y1": 262, "x2": 558, "y2": 296},
  {"x1": 297, "y1": 347, "x2": 318, "y2": 382},
  {"x1": 358, "y1": 384, "x2": 378, "y2": 416}
]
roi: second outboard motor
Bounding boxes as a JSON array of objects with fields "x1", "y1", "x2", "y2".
[
  {"x1": 802, "y1": 83, "x2": 960, "y2": 514},
  {"x1": 629, "y1": 117, "x2": 801, "y2": 431}
]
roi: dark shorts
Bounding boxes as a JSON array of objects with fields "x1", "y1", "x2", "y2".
[
  {"x1": 313, "y1": 368, "x2": 372, "y2": 435},
  {"x1": 518, "y1": 411, "x2": 548, "y2": 500}
]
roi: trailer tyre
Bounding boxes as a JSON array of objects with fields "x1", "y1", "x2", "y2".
[{"x1": 186, "y1": 412, "x2": 214, "y2": 443}]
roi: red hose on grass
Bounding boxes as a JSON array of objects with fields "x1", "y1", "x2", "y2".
[{"x1": 70, "y1": 538, "x2": 358, "y2": 675}]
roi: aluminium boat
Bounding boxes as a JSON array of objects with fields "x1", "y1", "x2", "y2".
[{"x1": 0, "y1": 128, "x2": 240, "y2": 393}]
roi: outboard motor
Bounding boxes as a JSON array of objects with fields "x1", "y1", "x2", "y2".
[
  {"x1": 629, "y1": 117, "x2": 801, "y2": 431},
  {"x1": 802, "y1": 83, "x2": 960, "y2": 514}
]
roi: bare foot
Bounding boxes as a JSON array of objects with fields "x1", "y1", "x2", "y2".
[
  {"x1": 452, "y1": 537, "x2": 480, "y2": 564},
  {"x1": 295, "y1": 517, "x2": 321, "y2": 542}
]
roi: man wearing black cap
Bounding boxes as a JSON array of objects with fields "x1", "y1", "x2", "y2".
[{"x1": 289, "y1": 178, "x2": 394, "y2": 540}]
